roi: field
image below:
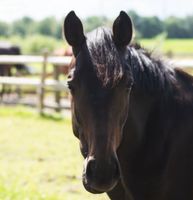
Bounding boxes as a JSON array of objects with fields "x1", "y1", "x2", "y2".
[
  {"x1": 140, "y1": 39, "x2": 193, "y2": 56},
  {"x1": 1, "y1": 35, "x2": 193, "y2": 56},
  {"x1": 0, "y1": 106, "x2": 108, "y2": 200}
]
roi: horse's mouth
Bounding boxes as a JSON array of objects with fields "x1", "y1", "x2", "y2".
[
  {"x1": 83, "y1": 182, "x2": 105, "y2": 194},
  {"x1": 82, "y1": 155, "x2": 120, "y2": 194},
  {"x1": 82, "y1": 174, "x2": 119, "y2": 194}
]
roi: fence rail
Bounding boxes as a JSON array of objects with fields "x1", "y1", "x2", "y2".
[
  {"x1": 0, "y1": 55, "x2": 193, "y2": 113},
  {"x1": 171, "y1": 59, "x2": 193, "y2": 68},
  {"x1": 0, "y1": 55, "x2": 193, "y2": 67},
  {"x1": 0, "y1": 54, "x2": 72, "y2": 113},
  {"x1": 0, "y1": 55, "x2": 72, "y2": 65}
]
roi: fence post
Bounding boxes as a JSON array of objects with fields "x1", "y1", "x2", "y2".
[
  {"x1": 53, "y1": 65, "x2": 61, "y2": 112},
  {"x1": 38, "y1": 50, "x2": 48, "y2": 114}
]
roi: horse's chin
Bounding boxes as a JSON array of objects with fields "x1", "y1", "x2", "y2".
[
  {"x1": 83, "y1": 183, "x2": 104, "y2": 194},
  {"x1": 83, "y1": 177, "x2": 118, "y2": 194}
]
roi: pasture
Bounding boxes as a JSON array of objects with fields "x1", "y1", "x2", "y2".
[
  {"x1": 1, "y1": 35, "x2": 193, "y2": 56},
  {"x1": 0, "y1": 106, "x2": 108, "y2": 200},
  {"x1": 140, "y1": 38, "x2": 193, "y2": 56}
]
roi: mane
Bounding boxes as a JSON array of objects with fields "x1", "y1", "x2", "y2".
[
  {"x1": 86, "y1": 27, "x2": 124, "y2": 87},
  {"x1": 86, "y1": 27, "x2": 177, "y2": 95},
  {"x1": 127, "y1": 44, "x2": 177, "y2": 95}
]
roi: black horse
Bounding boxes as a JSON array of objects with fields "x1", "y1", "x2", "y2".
[
  {"x1": 64, "y1": 11, "x2": 193, "y2": 200},
  {"x1": 0, "y1": 43, "x2": 30, "y2": 74},
  {"x1": 0, "y1": 43, "x2": 31, "y2": 98}
]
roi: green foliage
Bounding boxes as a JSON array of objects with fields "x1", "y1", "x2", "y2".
[
  {"x1": 37, "y1": 17, "x2": 62, "y2": 39},
  {"x1": 139, "y1": 17, "x2": 164, "y2": 38},
  {"x1": 128, "y1": 10, "x2": 193, "y2": 39},
  {"x1": 129, "y1": 11, "x2": 164, "y2": 38},
  {"x1": 165, "y1": 16, "x2": 192, "y2": 38},
  {"x1": 0, "y1": 21, "x2": 9, "y2": 36},
  {"x1": 11, "y1": 16, "x2": 36, "y2": 36},
  {"x1": 1, "y1": 12, "x2": 193, "y2": 39},
  {"x1": 185, "y1": 16, "x2": 193, "y2": 37},
  {"x1": 1, "y1": 16, "x2": 62, "y2": 40},
  {"x1": 83, "y1": 16, "x2": 110, "y2": 33},
  {"x1": 23, "y1": 34, "x2": 62, "y2": 54}
]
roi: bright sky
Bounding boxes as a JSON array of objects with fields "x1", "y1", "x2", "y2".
[{"x1": 0, "y1": 0, "x2": 193, "y2": 21}]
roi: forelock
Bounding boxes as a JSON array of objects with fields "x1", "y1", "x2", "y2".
[{"x1": 86, "y1": 27, "x2": 124, "y2": 87}]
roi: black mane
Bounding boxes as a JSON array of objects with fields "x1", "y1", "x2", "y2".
[
  {"x1": 86, "y1": 27, "x2": 177, "y2": 95},
  {"x1": 128, "y1": 45, "x2": 176, "y2": 95},
  {"x1": 87, "y1": 27, "x2": 125, "y2": 87}
]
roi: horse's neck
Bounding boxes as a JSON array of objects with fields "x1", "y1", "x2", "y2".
[
  {"x1": 119, "y1": 89, "x2": 155, "y2": 154},
  {"x1": 118, "y1": 88, "x2": 157, "y2": 170},
  {"x1": 128, "y1": 89, "x2": 156, "y2": 142}
]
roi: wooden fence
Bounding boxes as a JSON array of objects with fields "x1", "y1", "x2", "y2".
[
  {"x1": 0, "y1": 54, "x2": 193, "y2": 113},
  {"x1": 0, "y1": 53, "x2": 72, "y2": 114}
]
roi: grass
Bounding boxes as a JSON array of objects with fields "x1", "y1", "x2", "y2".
[
  {"x1": 0, "y1": 106, "x2": 108, "y2": 200},
  {"x1": 2, "y1": 35, "x2": 193, "y2": 56},
  {"x1": 140, "y1": 39, "x2": 193, "y2": 56}
]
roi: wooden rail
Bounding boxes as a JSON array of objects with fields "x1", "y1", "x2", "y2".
[
  {"x1": 0, "y1": 54, "x2": 72, "y2": 114},
  {"x1": 171, "y1": 59, "x2": 193, "y2": 68},
  {"x1": 1, "y1": 55, "x2": 192, "y2": 67},
  {"x1": 0, "y1": 55, "x2": 193, "y2": 113},
  {"x1": 0, "y1": 55, "x2": 72, "y2": 65}
]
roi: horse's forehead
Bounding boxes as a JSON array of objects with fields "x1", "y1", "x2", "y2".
[
  {"x1": 86, "y1": 30, "x2": 118, "y2": 63},
  {"x1": 71, "y1": 28, "x2": 125, "y2": 88}
]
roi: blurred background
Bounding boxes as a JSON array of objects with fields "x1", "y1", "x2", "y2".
[{"x1": 0, "y1": 0, "x2": 193, "y2": 199}]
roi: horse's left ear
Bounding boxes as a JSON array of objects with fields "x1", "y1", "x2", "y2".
[{"x1": 113, "y1": 11, "x2": 133, "y2": 47}]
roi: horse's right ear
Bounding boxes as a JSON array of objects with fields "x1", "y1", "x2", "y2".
[{"x1": 64, "y1": 11, "x2": 85, "y2": 49}]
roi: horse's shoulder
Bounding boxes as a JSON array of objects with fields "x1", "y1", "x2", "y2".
[{"x1": 175, "y1": 68, "x2": 193, "y2": 85}]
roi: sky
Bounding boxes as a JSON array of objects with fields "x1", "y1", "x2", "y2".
[{"x1": 0, "y1": 0, "x2": 193, "y2": 22}]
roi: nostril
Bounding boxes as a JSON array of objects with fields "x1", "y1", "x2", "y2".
[{"x1": 86, "y1": 159, "x2": 96, "y2": 179}]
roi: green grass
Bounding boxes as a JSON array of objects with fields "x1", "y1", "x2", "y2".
[
  {"x1": 2, "y1": 35, "x2": 193, "y2": 56},
  {"x1": 0, "y1": 106, "x2": 108, "y2": 200},
  {"x1": 0, "y1": 35, "x2": 64, "y2": 55},
  {"x1": 140, "y1": 39, "x2": 193, "y2": 56}
]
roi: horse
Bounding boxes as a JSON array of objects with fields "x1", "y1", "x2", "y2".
[
  {"x1": 52, "y1": 46, "x2": 73, "y2": 75},
  {"x1": 64, "y1": 11, "x2": 193, "y2": 200},
  {"x1": 0, "y1": 43, "x2": 31, "y2": 98}
]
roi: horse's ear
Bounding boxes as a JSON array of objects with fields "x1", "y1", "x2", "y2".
[
  {"x1": 64, "y1": 11, "x2": 85, "y2": 49},
  {"x1": 113, "y1": 11, "x2": 133, "y2": 47}
]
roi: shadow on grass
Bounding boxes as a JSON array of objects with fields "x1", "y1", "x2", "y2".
[{"x1": 40, "y1": 113, "x2": 65, "y2": 122}]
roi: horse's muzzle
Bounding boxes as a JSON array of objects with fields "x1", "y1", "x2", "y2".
[{"x1": 82, "y1": 155, "x2": 120, "y2": 194}]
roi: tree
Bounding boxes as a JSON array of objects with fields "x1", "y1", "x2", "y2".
[
  {"x1": 11, "y1": 17, "x2": 35, "y2": 36},
  {"x1": 128, "y1": 11, "x2": 164, "y2": 38},
  {"x1": 54, "y1": 21, "x2": 63, "y2": 39},
  {"x1": 137, "y1": 16, "x2": 164, "y2": 38},
  {"x1": 165, "y1": 17, "x2": 190, "y2": 38},
  {"x1": 83, "y1": 16, "x2": 110, "y2": 33},
  {"x1": 185, "y1": 15, "x2": 193, "y2": 37},
  {"x1": 37, "y1": 17, "x2": 59, "y2": 37},
  {"x1": 0, "y1": 21, "x2": 9, "y2": 36}
]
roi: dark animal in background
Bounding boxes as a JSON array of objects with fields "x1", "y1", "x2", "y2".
[
  {"x1": 0, "y1": 43, "x2": 30, "y2": 75},
  {"x1": 0, "y1": 43, "x2": 31, "y2": 98},
  {"x1": 64, "y1": 11, "x2": 193, "y2": 200}
]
